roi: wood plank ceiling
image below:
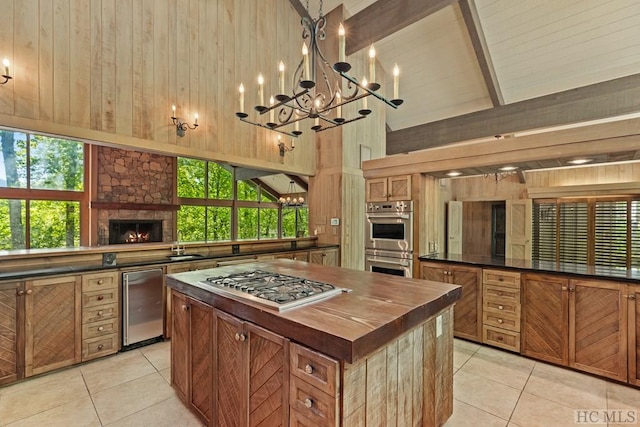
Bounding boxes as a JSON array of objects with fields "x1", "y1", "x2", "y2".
[{"x1": 314, "y1": 0, "x2": 640, "y2": 175}]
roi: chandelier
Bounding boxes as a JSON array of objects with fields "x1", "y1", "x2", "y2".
[
  {"x1": 279, "y1": 180, "x2": 305, "y2": 207},
  {"x1": 235, "y1": 0, "x2": 403, "y2": 137}
]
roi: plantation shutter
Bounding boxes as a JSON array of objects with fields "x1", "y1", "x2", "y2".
[
  {"x1": 631, "y1": 201, "x2": 640, "y2": 268},
  {"x1": 558, "y1": 202, "x2": 588, "y2": 264},
  {"x1": 594, "y1": 200, "x2": 628, "y2": 268},
  {"x1": 533, "y1": 202, "x2": 557, "y2": 262}
]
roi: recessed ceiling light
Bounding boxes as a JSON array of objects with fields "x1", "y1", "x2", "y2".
[
  {"x1": 499, "y1": 166, "x2": 518, "y2": 171},
  {"x1": 447, "y1": 171, "x2": 462, "y2": 177},
  {"x1": 566, "y1": 158, "x2": 593, "y2": 165}
]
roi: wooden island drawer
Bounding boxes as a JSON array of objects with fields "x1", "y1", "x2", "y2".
[
  {"x1": 82, "y1": 288, "x2": 118, "y2": 308},
  {"x1": 82, "y1": 317, "x2": 118, "y2": 339},
  {"x1": 82, "y1": 334, "x2": 118, "y2": 360},
  {"x1": 83, "y1": 303, "x2": 118, "y2": 323},
  {"x1": 483, "y1": 325, "x2": 520, "y2": 352},
  {"x1": 83, "y1": 272, "x2": 118, "y2": 292},
  {"x1": 290, "y1": 343, "x2": 339, "y2": 396},
  {"x1": 290, "y1": 375, "x2": 337, "y2": 427},
  {"x1": 483, "y1": 269, "x2": 521, "y2": 289}
]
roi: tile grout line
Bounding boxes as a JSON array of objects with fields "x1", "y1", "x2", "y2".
[
  {"x1": 505, "y1": 360, "x2": 536, "y2": 426},
  {"x1": 80, "y1": 370, "x2": 105, "y2": 427}
]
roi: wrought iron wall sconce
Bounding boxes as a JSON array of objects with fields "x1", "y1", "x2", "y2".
[
  {"x1": 1, "y1": 58, "x2": 12, "y2": 85},
  {"x1": 277, "y1": 135, "x2": 295, "y2": 157},
  {"x1": 171, "y1": 105, "x2": 198, "y2": 137}
]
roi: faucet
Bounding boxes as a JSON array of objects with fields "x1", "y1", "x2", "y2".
[{"x1": 171, "y1": 230, "x2": 185, "y2": 256}]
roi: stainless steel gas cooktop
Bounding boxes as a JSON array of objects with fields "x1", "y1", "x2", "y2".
[{"x1": 199, "y1": 270, "x2": 345, "y2": 311}]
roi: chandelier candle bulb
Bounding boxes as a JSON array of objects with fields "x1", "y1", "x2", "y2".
[
  {"x1": 2, "y1": 58, "x2": 9, "y2": 76},
  {"x1": 338, "y1": 24, "x2": 346, "y2": 63},
  {"x1": 291, "y1": 138, "x2": 295, "y2": 149},
  {"x1": 336, "y1": 91, "x2": 342, "y2": 118},
  {"x1": 393, "y1": 64, "x2": 400, "y2": 99},
  {"x1": 302, "y1": 43, "x2": 310, "y2": 80},
  {"x1": 278, "y1": 61, "x2": 285, "y2": 94},
  {"x1": 362, "y1": 78, "x2": 368, "y2": 109},
  {"x1": 239, "y1": 83, "x2": 245, "y2": 113},
  {"x1": 369, "y1": 45, "x2": 376, "y2": 83},
  {"x1": 194, "y1": 113, "x2": 198, "y2": 125},
  {"x1": 257, "y1": 73, "x2": 264, "y2": 106},
  {"x1": 171, "y1": 104, "x2": 176, "y2": 115}
]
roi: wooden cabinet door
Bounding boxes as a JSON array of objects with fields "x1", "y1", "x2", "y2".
[
  {"x1": 420, "y1": 263, "x2": 448, "y2": 283},
  {"x1": 387, "y1": 175, "x2": 411, "y2": 201},
  {"x1": 629, "y1": 287, "x2": 640, "y2": 386},
  {"x1": 171, "y1": 291, "x2": 189, "y2": 403},
  {"x1": 321, "y1": 248, "x2": 339, "y2": 266},
  {"x1": 25, "y1": 276, "x2": 81, "y2": 377},
  {"x1": 215, "y1": 310, "x2": 246, "y2": 427},
  {"x1": 0, "y1": 282, "x2": 24, "y2": 385},
  {"x1": 365, "y1": 178, "x2": 388, "y2": 202},
  {"x1": 521, "y1": 273, "x2": 569, "y2": 365},
  {"x1": 569, "y1": 279, "x2": 627, "y2": 382},
  {"x1": 247, "y1": 323, "x2": 289, "y2": 426},
  {"x1": 189, "y1": 299, "x2": 213, "y2": 424},
  {"x1": 450, "y1": 265, "x2": 482, "y2": 341}
]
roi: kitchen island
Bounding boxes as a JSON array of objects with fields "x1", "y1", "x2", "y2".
[{"x1": 165, "y1": 259, "x2": 461, "y2": 426}]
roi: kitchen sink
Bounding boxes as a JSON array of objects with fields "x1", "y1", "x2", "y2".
[{"x1": 168, "y1": 254, "x2": 205, "y2": 261}]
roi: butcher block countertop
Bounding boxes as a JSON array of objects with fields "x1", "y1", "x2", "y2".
[{"x1": 165, "y1": 259, "x2": 461, "y2": 364}]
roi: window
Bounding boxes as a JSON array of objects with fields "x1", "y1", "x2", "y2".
[
  {"x1": 176, "y1": 157, "x2": 307, "y2": 241},
  {"x1": 533, "y1": 198, "x2": 640, "y2": 268},
  {"x1": 0, "y1": 129, "x2": 85, "y2": 250}
]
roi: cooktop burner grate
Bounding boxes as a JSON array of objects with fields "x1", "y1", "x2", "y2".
[{"x1": 200, "y1": 270, "x2": 344, "y2": 311}]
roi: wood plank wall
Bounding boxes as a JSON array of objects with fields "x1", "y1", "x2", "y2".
[{"x1": 0, "y1": 0, "x2": 314, "y2": 175}]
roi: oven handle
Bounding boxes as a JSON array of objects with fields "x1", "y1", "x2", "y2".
[
  {"x1": 367, "y1": 258, "x2": 411, "y2": 267},
  {"x1": 366, "y1": 213, "x2": 411, "y2": 220}
]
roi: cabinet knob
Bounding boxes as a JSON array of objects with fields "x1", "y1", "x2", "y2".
[
  {"x1": 498, "y1": 305, "x2": 504, "y2": 310},
  {"x1": 98, "y1": 326, "x2": 104, "y2": 331},
  {"x1": 498, "y1": 277, "x2": 504, "y2": 282},
  {"x1": 17, "y1": 290, "x2": 25, "y2": 296},
  {"x1": 97, "y1": 310, "x2": 104, "y2": 316},
  {"x1": 497, "y1": 319, "x2": 504, "y2": 324},
  {"x1": 97, "y1": 295, "x2": 104, "y2": 301},
  {"x1": 569, "y1": 287, "x2": 575, "y2": 292},
  {"x1": 561, "y1": 286, "x2": 568, "y2": 291},
  {"x1": 235, "y1": 333, "x2": 246, "y2": 342},
  {"x1": 304, "y1": 364, "x2": 314, "y2": 374},
  {"x1": 26, "y1": 289, "x2": 33, "y2": 295},
  {"x1": 304, "y1": 398, "x2": 313, "y2": 408},
  {"x1": 182, "y1": 305, "x2": 189, "y2": 311},
  {"x1": 97, "y1": 344, "x2": 104, "y2": 350},
  {"x1": 628, "y1": 294, "x2": 636, "y2": 300},
  {"x1": 497, "y1": 291, "x2": 504, "y2": 296},
  {"x1": 497, "y1": 336, "x2": 504, "y2": 341},
  {"x1": 98, "y1": 279, "x2": 104, "y2": 285}
]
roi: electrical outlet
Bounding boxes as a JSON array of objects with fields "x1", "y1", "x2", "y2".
[{"x1": 330, "y1": 218, "x2": 340, "y2": 226}]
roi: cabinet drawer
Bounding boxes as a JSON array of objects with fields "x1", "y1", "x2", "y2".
[
  {"x1": 290, "y1": 375, "x2": 337, "y2": 427},
  {"x1": 82, "y1": 334, "x2": 119, "y2": 361},
  {"x1": 483, "y1": 269, "x2": 520, "y2": 289},
  {"x1": 483, "y1": 311, "x2": 520, "y2": 332},
  {"x1": 82, "y1": 272, "x2": 118, "y2": 292},
  {"x1": 290, "y1": 343, "x2": 339, "y2": 397},
  {"x1": 483, "y1": 325, "x2": 520, "y2": 352},
  {"x1": 83, "y1": 303, "x2": 118, "y2": 323},
  {"x1": 483, "y1": 284, "x2": 520, "y2": 304},
  {"x1": 82, "y1": 288, "x2": 118, "y2": 308},
  {"x1": 483, "y1": 294, "x2": 520, "y2": 317},
  {"x1": 82, "y1": 317, "x2": 118, "y2": 339}
]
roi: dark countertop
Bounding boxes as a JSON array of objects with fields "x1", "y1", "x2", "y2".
[
  {"x1": 166, "y1": 259, "x2": 461, "y2": 364},
  {"x1": 0, "y1": 244, "x2": 339, "y2": 281},
  {"x1": 419, "y1": 253, "x2": 640, "y2": 283}
]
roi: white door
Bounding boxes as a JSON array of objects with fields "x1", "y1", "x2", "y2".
[
  {"x1": 447, "y1": 201, "x2": 463, "y2": 254},
  {"x1": 506, "y1": 199, "x2": 532, "y2": 260}
]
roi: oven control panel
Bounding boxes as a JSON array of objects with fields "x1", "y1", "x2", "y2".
[{"x1": 367, "y1": 200, "x2": 412, "y2": 213}]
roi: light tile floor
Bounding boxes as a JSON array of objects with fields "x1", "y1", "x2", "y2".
[{"x1": 1, "y1": 339, "x2": 639, "y2": 426}]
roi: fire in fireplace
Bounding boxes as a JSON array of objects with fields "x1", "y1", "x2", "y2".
[{"x1": 109, "y1": 220, "x2": 163, "y2": 244}]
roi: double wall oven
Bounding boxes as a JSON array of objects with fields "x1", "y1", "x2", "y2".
[{"x1": 365, "y1": 200, "x2": 413, "y2": 278}]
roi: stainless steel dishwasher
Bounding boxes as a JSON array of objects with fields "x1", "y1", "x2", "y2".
[{"x1": 122, "y1": 268, "x2": 164, "y2": 347}]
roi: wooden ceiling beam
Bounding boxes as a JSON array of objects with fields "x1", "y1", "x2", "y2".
[
  {"x1": 387, "y1": 73, "x2": 640, "y2": 155},
  {"x1": 459, "y1": 0, "x2": 503, "y2": 107},
  {"x1": 345, "y1": 0, "x2": 457, "y2": 55},
  {"x1": 288, "y1": 0, "x2": 312, "y2": 20},
  {"x1": 285, "y1": 174, "x2": 309, "y2": 191},
  {"x1": 251, "y1": 178, "x2": 281, "y2": 200}
]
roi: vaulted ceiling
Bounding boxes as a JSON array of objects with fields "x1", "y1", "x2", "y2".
[{"x1": 315, "y1": 0, "x2": 640, "y2": 165}]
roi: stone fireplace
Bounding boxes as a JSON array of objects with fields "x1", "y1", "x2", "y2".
[{"x1": 94, "y1": 146, "x2": 176, "y2": 245}]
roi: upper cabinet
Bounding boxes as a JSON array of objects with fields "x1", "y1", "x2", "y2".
[{"x1": 365, "y1": 175, "x2": 412, "y2": 202}]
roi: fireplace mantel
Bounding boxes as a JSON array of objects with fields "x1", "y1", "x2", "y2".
[{"x1": 91, "y1": 202, "x2": 180, "y2": 211}]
